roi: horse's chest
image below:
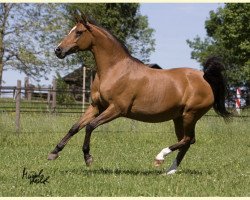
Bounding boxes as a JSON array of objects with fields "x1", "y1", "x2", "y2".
[
  {"x1": 90, "y1": 89, "x2": 107, "y2": 109},
  {"x1": 98, "y1": 81, "x2": 119, "y2": 100},
  {"x1": 98, "y1": 87, "x2": 114, "y2": 106},
  {"x1": 98, "y1": 82, "x2": 133, "y2": 112},
  {"x1": 90, "y1": 85, "x2": 111, "y2": 109}
]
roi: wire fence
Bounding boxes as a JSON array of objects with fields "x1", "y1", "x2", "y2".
[
  {"x1": 0, "y1": 79, "x2": 92, "y2": 132},
  {"x1": 0, "y1": 79, "x2": 249, "y2": 133},
  {"x1": 0, "y1": 79, "x2": 91, "y2": 114}
]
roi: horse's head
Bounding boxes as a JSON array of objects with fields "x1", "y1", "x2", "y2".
[{"x1": 55, "y1": 14, "x2": 93, "y2": 59}]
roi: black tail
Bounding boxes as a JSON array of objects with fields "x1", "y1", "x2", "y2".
[{"x1": 203, "y1": 56, "x2": 231, "y2": 119}]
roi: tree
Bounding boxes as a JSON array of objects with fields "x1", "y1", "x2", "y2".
[
  {"x1": 0, "y1": 3, "x2": 67, "y2": 87},
  {"x1": 187, "y1": 3, "x2": 250, "y2": 86},
  {"x1": 0, "y1": 3, "x2": 155, "y2": 89},
  {"x1": 55, "y1": 72, "x2": 74, "y2": 105},
  {"x1": 65, "y1": 3, "x2": 155, "y2": 68}
]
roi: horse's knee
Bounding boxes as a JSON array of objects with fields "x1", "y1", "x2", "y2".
[{"x1": 68, "y1": 124, "x2": 80, "y2": 136}]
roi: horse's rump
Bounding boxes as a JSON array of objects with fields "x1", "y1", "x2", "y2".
[{"x1": 128, "y1": 67, "x2": 213, "y2": 122}]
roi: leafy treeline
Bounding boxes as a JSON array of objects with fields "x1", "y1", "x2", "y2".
[
  {"x1": 0, "y1": 4, "x2": 68, "y2": 85},
  {"x1": 0, "y1": 3, "x2": 155, "y2": 86},
  {"x1": 2, "y1": 3, "x2": 249, "y2": 87},
  {"x1": 187, "y1": 3, "x2": 250, "y2": 86},
  {"x1": 66, "y1": 3, "x2": 155, "y2": 68}
]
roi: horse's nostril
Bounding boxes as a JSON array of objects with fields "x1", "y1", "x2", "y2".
[{"x1": 55, "y1": 47, "x2": 62, "y2": 54}]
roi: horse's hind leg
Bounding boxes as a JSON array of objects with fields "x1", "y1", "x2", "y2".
[
  {"x1": 154, "y1": 117, "x2": 183, "y2": 166},
  {"x1": 166, "y1": 142, "x2": 191, "y2": 175},
  {"x1": 154, "y1": 115, "x2": 196, "y2": 174},
  {"x1": 167, "y1": 121, "x2": 195, "y2": 174},
  {"x1": 167, "y1": 115, "x2": 196, "y2": 174},
  {"x1": 48, "y1": 104, "x2": 99, "y2": 160},
  {"x1": 169, "y1": 117, "x2": 193, "y2": 174}
]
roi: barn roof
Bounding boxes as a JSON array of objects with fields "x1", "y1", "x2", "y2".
[{"x1": 63, "y1": 67, "x2": 83, "y2": 84}]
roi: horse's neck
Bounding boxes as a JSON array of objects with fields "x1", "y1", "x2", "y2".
[{"x1": 90, "y1": 26, "x2": 130, "y2": 78}]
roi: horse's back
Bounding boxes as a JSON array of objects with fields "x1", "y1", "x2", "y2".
[{"x1": 129, "y1": 67, "x2": 214, "y2": 122}]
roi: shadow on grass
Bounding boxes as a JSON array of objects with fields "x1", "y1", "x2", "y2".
[
  {"x1": 60, "y1": 167, "x2": 163, "y2": 176},
  {"x1": 59, "y1": 167, "x2": 213, "y2": 176},
  {"x1": 178, "y1": 169, "x2": 213, "y2": 175}
]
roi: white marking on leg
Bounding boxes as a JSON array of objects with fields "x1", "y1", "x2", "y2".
[
  {"x1": 155, "y1": 147, "x2": 172, "y2": 161},
  {"x1": 167, "y1": 158, "x2": 178, "y2": 175}
]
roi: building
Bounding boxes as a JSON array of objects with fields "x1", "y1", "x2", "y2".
[{"x1": 62, "y1": 64, "x2": 162, "y2": 101}]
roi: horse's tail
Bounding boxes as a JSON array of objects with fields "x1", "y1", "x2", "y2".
[{"x1": 203, "y1": 56, "x2": 231, "y2": 119}]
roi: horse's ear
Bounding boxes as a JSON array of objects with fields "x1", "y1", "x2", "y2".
[
  {"x1": 73, "y1": 9, "x2": 91, "y2": 30},
  {"x1": 79, "y1": 11, "x2": 91, "y2": 30},
  {"x1": 80, "y1": 12, "x2": 88, "y2": 24},
  {"x1": 72, "y1": 10, "x2": 81, "y2": 23}
]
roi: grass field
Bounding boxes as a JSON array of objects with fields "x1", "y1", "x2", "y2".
[{"x1": 0, "y1": 110, "x2": 249, "y2": 196}]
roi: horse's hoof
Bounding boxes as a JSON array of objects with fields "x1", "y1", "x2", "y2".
[
  {"x1": 154, "y1": 159, "x2": 164, "y2": 167},
  {"x1": 191, "y1": 137, "x2": 196, "y2": 144},
  {"x1": 166, "y1": 169, "x2": 177, "y2": 175},
  {"x1": 84, "y1": 155, "x2": 93, "y2": 167},
  {"x1": 48, "y1": 153, "x2": 59, "y2": 160}
]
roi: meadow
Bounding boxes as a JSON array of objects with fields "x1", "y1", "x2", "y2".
[{"x1": 0, "y1": 110, "x2": 249, "y2": 196}]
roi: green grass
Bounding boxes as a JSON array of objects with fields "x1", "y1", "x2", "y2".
[{"x1": 0, "y1": 112, "x2": 249, "y2": 196}]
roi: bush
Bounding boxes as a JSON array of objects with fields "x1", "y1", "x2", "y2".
[{"x1": 56, "y1": 72, "x2": 75, "y2": 105}]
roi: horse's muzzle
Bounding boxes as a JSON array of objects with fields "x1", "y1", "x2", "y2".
[{"x1": 55, "y1": 47, "x2": 66, "y2": 59}]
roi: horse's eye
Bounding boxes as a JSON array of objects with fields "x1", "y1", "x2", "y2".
[{"x1": 76, "y1": 31, "x2": 83, "y2": 37}]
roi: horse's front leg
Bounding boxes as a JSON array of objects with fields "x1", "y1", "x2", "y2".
[
  {"x1": 48, "y1": 105, "x2": 99, "y2": 160},
  {"x1": 82, "y1": 104, "x2": 120, "y2": 166}
]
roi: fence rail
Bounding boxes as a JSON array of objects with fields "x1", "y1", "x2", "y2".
[
  {"x1": 1, "y1": 79, "x2": 249, "y2": 133},
  {"x1": 0, "y1": 79, "x2": 92, "y2": 132}
]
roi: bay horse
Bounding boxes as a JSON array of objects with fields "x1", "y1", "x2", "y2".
[{"x1": 48, "y1": 14, "x2": 230, "y2": 175}]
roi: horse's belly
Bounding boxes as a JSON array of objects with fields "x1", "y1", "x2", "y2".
[
  {"x1": 128, "y1": 89, "x2": 183, "y2": 122},
  {"x1": 128, "y1": 105, "x2": 183, "y2": 123}
]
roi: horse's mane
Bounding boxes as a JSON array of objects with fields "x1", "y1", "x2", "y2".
[
  {"x1": 83, "y1": 15, "x2": 144, "y2": 65},
  {"x1": 89, "y1": 19, "x2": 131, "y2": 53}
]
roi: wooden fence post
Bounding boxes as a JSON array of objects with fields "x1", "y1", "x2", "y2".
[
  {"x1": 24, "y1": 77, "x2": 32, "y2": 101},
  {"x1": 47, "y1": 84, "x2": 51, "y2": 112},
  {"x1": 24, "y1": 77, "x2": 28, "y2": 100},
  {"x1": 82, "y1": 66, "x2": 86, "y2": 112},
  {"x1": 89, "y1": 69, "x2": 93, "y2": 103},
  {"x1": 90, "y1": 69, "x2": 93, "y2": 87},
  {"x1": 52, "y1": 79, "x2": 57, "y2": 112},
  {"x1": 15, "y1": 80, "x2": 21, "y2": 133},
  {"x1": 47, "y1": 85, "x2": 51, "y2": 103}
]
